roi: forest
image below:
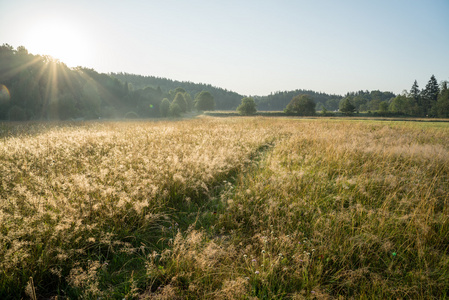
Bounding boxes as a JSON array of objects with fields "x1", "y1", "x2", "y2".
[
  {"x1": 1, "y1": 44, "x2": 448, "y2": 120},
  {"x1": 0, "y1": 44, "x2": 217, "y2": 120},
  {"x1": 110, "y1": 72, "x2": 243, "y2": 111},
  {"x1": 341, "y1": 77, "x2": 449, "y2": 118}
]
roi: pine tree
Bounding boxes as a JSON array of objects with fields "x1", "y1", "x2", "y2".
[
  {"x1": 410, "y1": 80, "x2": 420, "y2": 98},
  {"x1": 339, "y1": 97, "x2": 356, "y2": 116},
  {"x1": 435, "y1": 81, "x2": 449, "y2": 118},
  {"x1": 409, "y1": 80, "x2": 421, "y2": 116},
  {"x1": 421, "y1": 75, "x2": 440, "y2": 116}
]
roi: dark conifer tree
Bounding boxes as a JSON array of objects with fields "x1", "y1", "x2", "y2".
[
  {"x1": 409, "y1": 80, "x2": 421, "y2": 116},
  {"x1": 410, "y1": 80, "x2": 420, "y2": 99},
  {"x1": 339, "y1": 97, "x2": 356, "y2": 116},
  {"x1": 421, "y1": 75, "x2": 440, "y2": 116},
  {"x1": 435, "y1": 81, "x2": 449, "y2": 118}
]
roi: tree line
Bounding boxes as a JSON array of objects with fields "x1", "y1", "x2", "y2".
[
  {"x1": 0, "y1": 44, "x2": 216, "y2": 121},
  {"x1": 236, "y1": 75, "x2": 448, "y2": 118},
  {"x1": 1, "y1": 44, "x2": 448, "y2": 120},
  {"x1": 336, "y1": 75, "x2": 448, "y2": 117},
  {"x1": 111, "y1": 72, "x2": 241, "y2": 111},
  {"x1": 254, "y1": 89, "x2": 343, "y2": 112}
]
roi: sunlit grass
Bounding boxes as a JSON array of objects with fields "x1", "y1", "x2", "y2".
[
  {"x1": 216, "y1": 120, "x2": 449, "y2": 298},
  {"x1": 0, "y1": 117, "x2": 448, "y2": 299}
]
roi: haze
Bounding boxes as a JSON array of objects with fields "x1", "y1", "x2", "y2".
[{"x1": 1, "y1": 0, "x2": 448, "y2": 96}]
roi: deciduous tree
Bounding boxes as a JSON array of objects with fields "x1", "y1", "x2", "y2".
[
  {"x1": 160, "y1": 98, "x2": 170, "y2": 117},
  {"x1": 172, "y1": 92, "x2": 187, "y2": 112},
  {"x1": 194, "y1": 91, "x2": 215, "y2": 111},
  {"x1": 237, "y1": 97, "x2": 257, "y2": 115},
  {"x1": 169, "y1": 102, "x2": 181, "y2": 117},
  {"x1": 285, "y1": 94, "x2": 316, "y2": 116}
]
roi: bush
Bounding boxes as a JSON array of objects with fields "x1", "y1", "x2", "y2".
[
  {"x1": 237, "y1": 97, "x2": 257, "y2": 115},
  {"x1": 320, "y1": 107, "x2": 335, "y2": 116},
  {"x1": 194, "y1": 91, "x2": 215, "y2": 111},
  {"x1": 285, "y1": 94, "x2": 316, "y2": 116}
]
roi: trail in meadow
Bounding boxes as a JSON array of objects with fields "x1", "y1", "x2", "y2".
[
  {"x1": 165, "y1": 120, "x2": 449, "y2": 299},
  {"x1": 1, "y1": 118, "x2": 448, "y2": 299},
  {"x1": 0, "y1": 118, "x2": 286, "y2": 298}
]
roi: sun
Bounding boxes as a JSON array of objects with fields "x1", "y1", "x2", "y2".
[{"x1": 24, "y1": 19, "x2": 92, "y2": 67}]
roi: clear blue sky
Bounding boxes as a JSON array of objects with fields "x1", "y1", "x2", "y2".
[{"x1": 1, "y1": 0, "x2": 448, "y2": 96}]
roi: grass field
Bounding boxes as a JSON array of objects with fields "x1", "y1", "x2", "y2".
[{"x1": 0, "y1": 117, "x2": 448, "y2": 299}]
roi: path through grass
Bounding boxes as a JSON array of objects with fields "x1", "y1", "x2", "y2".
[{"x1": 0, "y1": 118, "x2": 448, "y2": 299}]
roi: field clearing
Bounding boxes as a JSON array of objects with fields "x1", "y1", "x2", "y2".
[{"x1": 0, "y1": 117, "x2": 448, "y2": 299}]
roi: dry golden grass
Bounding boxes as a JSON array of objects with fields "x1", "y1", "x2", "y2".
[
  {"x1": 216, "y1": 120, "x2": 449, "y2": 298},
  {"x1": 0, "y1": 117, "x2": 448, "y2": 299}
]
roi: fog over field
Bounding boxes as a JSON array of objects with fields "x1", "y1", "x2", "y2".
[{"x1": 1, "y1": 0, "x2": 448, "y2": 96}]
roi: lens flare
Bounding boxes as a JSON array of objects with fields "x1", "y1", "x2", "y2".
[
  {"x1": 0, "y1": 85, "x2": 11, "y2": 104},
  {"x1": 24, "y1": 18, "x2": 92, "y2": 68}
]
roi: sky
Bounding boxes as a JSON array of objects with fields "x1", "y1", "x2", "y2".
[{"x1": 1, "y1": 0, "x2": 448, "y2": 96}]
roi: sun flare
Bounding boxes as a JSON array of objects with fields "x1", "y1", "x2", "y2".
[{"x1": 24, "y1": 19, "x2": 91, "y2": 67}]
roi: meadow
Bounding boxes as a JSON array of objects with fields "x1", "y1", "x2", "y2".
[{"x1": 0, "y1": 117, "x2": 448, "y2": 299}]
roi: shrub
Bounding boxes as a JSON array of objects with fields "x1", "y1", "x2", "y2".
[
  {"x1": 285, "y1": 94, "x2": 316, "y2": 116},
  {"x1": 237, "y1": 97, "x2": 257, "y2": 115}
]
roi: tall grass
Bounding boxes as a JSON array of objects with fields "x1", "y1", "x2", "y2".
[
  {"x1": 0, "y1": 118, "x2": 448, "y2": 299},
  {"x1": 215, "y1": 120, "x2": 449, "y2": 298}
]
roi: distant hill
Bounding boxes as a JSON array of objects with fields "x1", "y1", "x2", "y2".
[
  {"x1": 110, "y1": 73, "x2": 348, "y2": 111},
  {"x1": 110, "y1": 72, "x2": 244, "y2": 110}
]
